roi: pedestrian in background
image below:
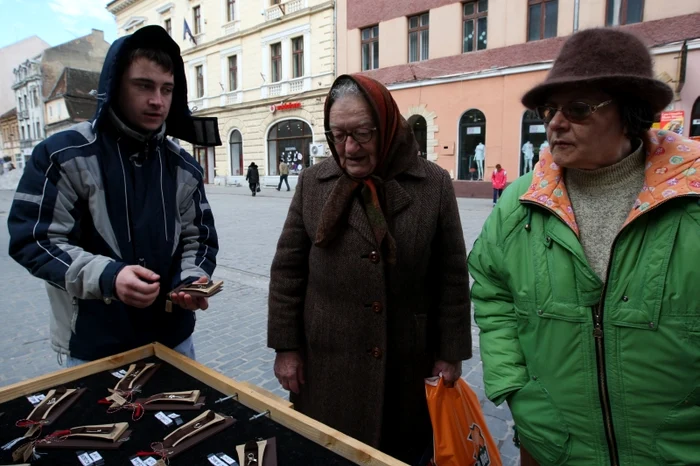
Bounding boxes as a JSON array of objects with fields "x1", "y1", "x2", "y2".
[
  {"x1": 268, "y1": 74, "x2": 471, "y2": 464},
  {"x1": 491, "y1": 163, "x2": 507, "y2": 205},
  {"x1": 246, "y1": 161, "x2": 260, "y2": 196},
  {"x1": 469, "y1": 28, "x2": 700, "y2": 466},
  {"x1": 277, "y1": 159, "x2": 290, "y2": 191}
]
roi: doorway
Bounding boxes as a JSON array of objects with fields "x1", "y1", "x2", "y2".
[
  {"x1": 458, "y1": 109, "x2": 486, "y2": 180},
  {"x1": 520, "y1": 110, "x2": 548, "y2": 175},
  {"x1": 409, "y1": 115, "x2": 428, "y2": 158},
  {"x1": 194, "y1": 146, "x2": 208, "y2": 183}
]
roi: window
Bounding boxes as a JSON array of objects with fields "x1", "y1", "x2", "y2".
[
  {"x1": 606, "y1": 0, "x2": 643, "y2": 26},
  {"x1": 20, "y1": 126, "x2": 24, "y2": 140},
  {"x1": 267, "y1": 119, "x2": 313, "y2": 176},
  {"x1": 193, "y1": 6, "x2": 202, "y2": 35},
  {"x1": 23, "y1": 96, "x2": 28, "y2": 111},
  {"x1": 408, "y1": 13, "x2": 429, "y2": 62},
  {"x1": 164, "y1": 18, "x2": 172, "y2": 36},
  {"x1": 195, "y1": 65, "x2": 204, "y2": 97},
  {"x1": 361, "y1": 25, "x2": 379, "y2": 71},
  {"x1": 463, "y1": 0, "x2": 488, "y2": 53},
  {"x1": 270, "y1": 42, "x2": 282, "y2": 82},
  {"x1": 227, "y1": 0, "x2": 235, "y2": 22},
  {"x1": 49, "y1": 106, "x2": 53, "y2": 117},
  {"x1": 32, "y1": 89, "x2": 39, "y2": 107},
  {"x1": 292, "y1": 37, "x2": 304, "y2": 78},
  {"x1": 229, "y1": 129, "x2": 243, "y2": 175},
  {"x1": 36, "y1": 122, "x2": 40, "y2": 138},
  {"x1": 228, "y1": 55, "x2": 238, "y2": 91},
  {"x1": 527, "y1": 0, "x2": 558, "y2": 41}
]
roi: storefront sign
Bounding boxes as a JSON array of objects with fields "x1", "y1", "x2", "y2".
[
  {"x1": 466, "y1": 127, "x2": 482, "y2": 135},
  {"x1": 659, "y1": 111, "x2": 684, "y2": 135},
  {"x1": 529, "y1": 125, "x2": 546, "y2": 134},
  {"x1": 269, "y1": 102, "x2": 302, "y2": 113}
]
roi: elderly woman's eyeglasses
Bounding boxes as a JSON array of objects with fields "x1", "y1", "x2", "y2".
[
  {"x1": 325, "y1": 128, "x2": 377, "y2": 145},
  {"x1": 536, "y1": 100, "x2": 613, "y2": 124}
]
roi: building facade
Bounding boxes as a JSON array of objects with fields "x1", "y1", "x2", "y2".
[
  {"x1": 0, "y1": 108, "x2": 21, "y2": 167},
  {"x1": 0, "y1": 36, "x2": 50, "y2": 116},
  {"x1": 337, "y1": 0, "x2": 700, "y2": 196},
  {"x1": 107, "y1": 0, "x2": 336, "y2": 187},
  {"x1": 12, "y1": 30, "x2": 110, "y2": 166},
  {"x1": 45, "y1": 68, "x2": 101, "y2": 137}
]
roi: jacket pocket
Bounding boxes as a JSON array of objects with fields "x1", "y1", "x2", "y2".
[
  {"x1": 509, "y1": 379, "x2": 571, "y2": 465},
  {"x1": 654, "y1": 387, "x2": 700, "y2": 466}
]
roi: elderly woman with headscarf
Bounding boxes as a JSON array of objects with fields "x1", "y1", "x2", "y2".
[
  {"x1": 469, "y1": 28, "x2": 700, "y2": 466},
  {"x1": 267, "y1": 74, "x2": 472, "y2": 463}
]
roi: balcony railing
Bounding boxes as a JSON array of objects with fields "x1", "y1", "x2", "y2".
[
  {"x1": 268, "y1": 84, "x2": 282, "y2": 97},
  {"x1": 17, "y1": 110, "x2": 29, "y2": 120},
  {"x1": 220, "y1": 91, "x2": 242, "y2": 106},
  {"x1": 265, "y1": 0, "x2": 306, "y2": 21},
  {"x1": 289, "y1": 78, "x2": 304, "y2": 93}
]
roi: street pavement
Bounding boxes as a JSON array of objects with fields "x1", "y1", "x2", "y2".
[{"x1": 0, "y1": 183, "x2": 519, "y2": 465}]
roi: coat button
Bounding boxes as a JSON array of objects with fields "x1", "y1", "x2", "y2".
[
  {"x1": 372, "y1": 302, "x2": 383, "y2": 314},
  {"x1": 370, "y1": 347, "x2": 382, "y2": 359},
  {"x1": 622, "y1": 296, "x2": 629, "y2": 302},
  {"x1": 369, "y1": 251, "x2": 380, "y2": 263}
]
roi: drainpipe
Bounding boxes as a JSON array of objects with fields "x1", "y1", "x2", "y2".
[
  {"x1": 573, "y1": 0, "x2": 580, "y2": 32},
  {"x1": 333, "y1": 0, "x2": 337, "y2": 78}
]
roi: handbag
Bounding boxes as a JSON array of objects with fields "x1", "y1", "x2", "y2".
[{"x1": 256, "y1": 183, "x2": 261, "y2": 192}]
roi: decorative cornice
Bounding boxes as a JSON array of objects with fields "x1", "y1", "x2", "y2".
[{"x1": 107, "y1": 0, "x2": 139, "y2": 15}]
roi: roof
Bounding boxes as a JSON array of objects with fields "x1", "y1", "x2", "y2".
[
  {"x1": 0, "y1": 107, "x2": 17, "y2": 120},
  {"x1": 47, "y1": 67, "x2": 101, "y2": 101},
  {"x1": 65, "y1": 98, "x2": 98, "y2": 121},
  {"x1": 361, "y1": 13, "x2": 700, "y2": 86}
]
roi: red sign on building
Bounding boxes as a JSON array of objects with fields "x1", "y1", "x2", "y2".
[{"x1": 270, "y1": 102, "x2": 302, "y2": 113}]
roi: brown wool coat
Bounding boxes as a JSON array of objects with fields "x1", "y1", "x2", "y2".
[{"x1": 267, "y1": 155, "x2": 472, "y2": 451}]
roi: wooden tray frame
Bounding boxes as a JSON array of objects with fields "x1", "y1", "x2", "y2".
[{"x1": 0, "y1": 343, "x2": 407, "y2": 466}]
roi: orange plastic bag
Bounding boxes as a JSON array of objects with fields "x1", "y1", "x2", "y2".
[{"x1": 425, "y1": 377, "x2": 502, "y2": 466}]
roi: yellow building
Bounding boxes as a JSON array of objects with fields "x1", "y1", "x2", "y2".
[
  {"x1": 0, "y1": 108, "x2": 21, "y2": 168},
  {"x1": 107, "y1": 0, "x2": 336, "y2": 186}
]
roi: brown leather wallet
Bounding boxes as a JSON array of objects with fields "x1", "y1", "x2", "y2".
[
  {"x1": 166, "y1": 280, "x2": 223, "y2": 312},
  {"x1": 153, "y1": 410, "x2": 235, "y2": 459},
  {"x1": 35, "y1": 422, "x2": 132, "y2": 450},
  {"x1": 134, "y1": 390, "x2": 206, "y2": 411}
]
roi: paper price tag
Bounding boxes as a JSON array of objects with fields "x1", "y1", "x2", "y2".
[
  {"x1": 167, "y1": 413, "x2": 180, "y2": 419},
  {"x1": 77, "y1": 451, "x2": 94, "y2": 465},
  {"x1": 155, "y1": 411, "x2": 173, "y2": 426},
  {"x1": 89, "y1": 451, "x2": 104, "y2": 464},
  {"x1": 130, "y1": 457, "x2": 146, "y2": 466},
  {"x1": 207, "y1": 454, "x2": 228, "y2": 466},
  {"x1": 27, "y1": 394, "x2": 45, "y2": 405},
  {"x1": 142, "y1": 458, "x2": 159, "y2": 466},
  {"x1": 218, "y1": 453, "x2": 237, "y2": 465}
]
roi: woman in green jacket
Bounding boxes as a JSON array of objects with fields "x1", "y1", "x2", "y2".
[{"x1": 469, "y1": 28, "x2": 700, "y2": 466}]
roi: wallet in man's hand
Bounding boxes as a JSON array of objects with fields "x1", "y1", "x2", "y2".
[{"x1": 165, "y1": 280, "x2": 224, "y2": 312}]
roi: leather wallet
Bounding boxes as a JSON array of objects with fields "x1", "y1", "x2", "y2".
[
  {"x1": 166, "y1": 280, "x2": 223, "y2": 312},
  {"x1": 35, "y1": 423, "x2": 131, "y2": 450},
  {"x1": 236, "y1": 438, "x2": 278, "y2": 466},
  {"x1": 134, "y1": 390, "x2": 206, "y2": 411},
  {"x1": 153, "y1": 410, "x2": 235, "y2": 459}
]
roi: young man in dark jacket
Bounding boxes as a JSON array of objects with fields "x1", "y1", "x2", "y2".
[{"x1": 7, "y1": 26, "x2": 221, "y2": 366}]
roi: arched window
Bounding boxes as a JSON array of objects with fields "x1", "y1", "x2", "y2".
[
  {"x1": 458, "y1": 109, "x2": 486, "y2": 180},
  {"x1": 408, "y1": 115, "x2": 428, "y2": 158},
  {"x1": 267, "y1": 119, "x2": 313, "y2": 176},
  {"x1": 229, "y1": 130, "x2": 243, "y2": 176},
  {"x1": 520, "y1": 110, "x2": 547, "y2": 175}
]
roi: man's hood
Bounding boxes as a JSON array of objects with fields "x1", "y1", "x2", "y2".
[{"x1": 94, "y1": 25, "x2": 220, "y2": 146}]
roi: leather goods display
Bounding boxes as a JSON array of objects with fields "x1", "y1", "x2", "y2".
[
  {"x1": 35, "y1": 422, "x2": 131, "y2": 450},
  {"x1": 134, "y1": 390, "x2": 205, "y2": 411},
  {"x1": 113, "y1": 363, "x2": 160, "y2": 395},
  {"x1": 143, "y1": 410, "x2": 235, "y2": 461},
  {"x1": 236, "y1": 438, "x2": 278, "y2": 466},
  {"x1": 22, "y1": 387, "x2": 86, "y2": 436},
  {"x1": 166, "y1": 280, "x2": 224, "y2": 312}
]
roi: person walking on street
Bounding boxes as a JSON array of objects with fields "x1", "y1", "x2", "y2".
[
  {"x1": 246, "y1": 162, "x2": 260, "y2": 196},
  {"x1": 491, "y1": 163, "x2": 507, "y2": 206},
  {"x1": 7, "y1": 25, "x2": 220, "y2": 367},
  {"x1": 469, "y1": 28, "x2": 700, "y2": 466},
  {"x1": 277, "y1": 160, "x2": 290, "y2": 191}
]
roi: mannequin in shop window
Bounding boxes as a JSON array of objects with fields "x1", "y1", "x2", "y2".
[
  {"x1": 522, "y1": 140, "x2": 535, "y2": 173},
  {"x1": 474, "y1": 140, "x2": 485, "y2": 180},
  {"x1": 539, "y1": 140, "x2": 550, "y2": 158}
]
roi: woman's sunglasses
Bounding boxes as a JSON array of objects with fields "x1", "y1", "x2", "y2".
[{"x1": 536, "y1": 100, "x2": 613, "y2": 124}]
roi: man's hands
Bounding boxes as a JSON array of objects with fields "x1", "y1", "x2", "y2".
[
  {"x1": 432, "y1": 359, "x2": 463, "y2": 387},
  {"x1": 115, "y1": 265, "x2": 160, "y2": 308},
  {"x1": 170, "y1": 276, "x2": 210, "y2": 311},
  {"x1": 274, "y1": 351, "x2": 305, "y2": 394}
]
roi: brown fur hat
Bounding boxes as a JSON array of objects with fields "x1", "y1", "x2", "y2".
[{"x1": 522, "y1": 28, "x2": 673, "y2": 113}]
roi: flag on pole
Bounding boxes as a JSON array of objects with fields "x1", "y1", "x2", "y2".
[{"x1": 183, "y1": 19, "x2": 197, "y2": 45}]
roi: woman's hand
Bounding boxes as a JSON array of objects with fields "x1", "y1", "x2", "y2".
[
  {"x1": 432, "y1": 359, "x2": 463, "y2": 387},
  {"x1": 274, "y1": 351, "x2": 305, "y2": 394}
]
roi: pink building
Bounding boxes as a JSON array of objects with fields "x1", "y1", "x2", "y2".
[{"x1": 337, "y1": 0, "x2": 700, "y2": 197}]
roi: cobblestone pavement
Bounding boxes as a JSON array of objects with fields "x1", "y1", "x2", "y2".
[{"x1": 0, "y1": 183, "x2": 518, "y2": 465}]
